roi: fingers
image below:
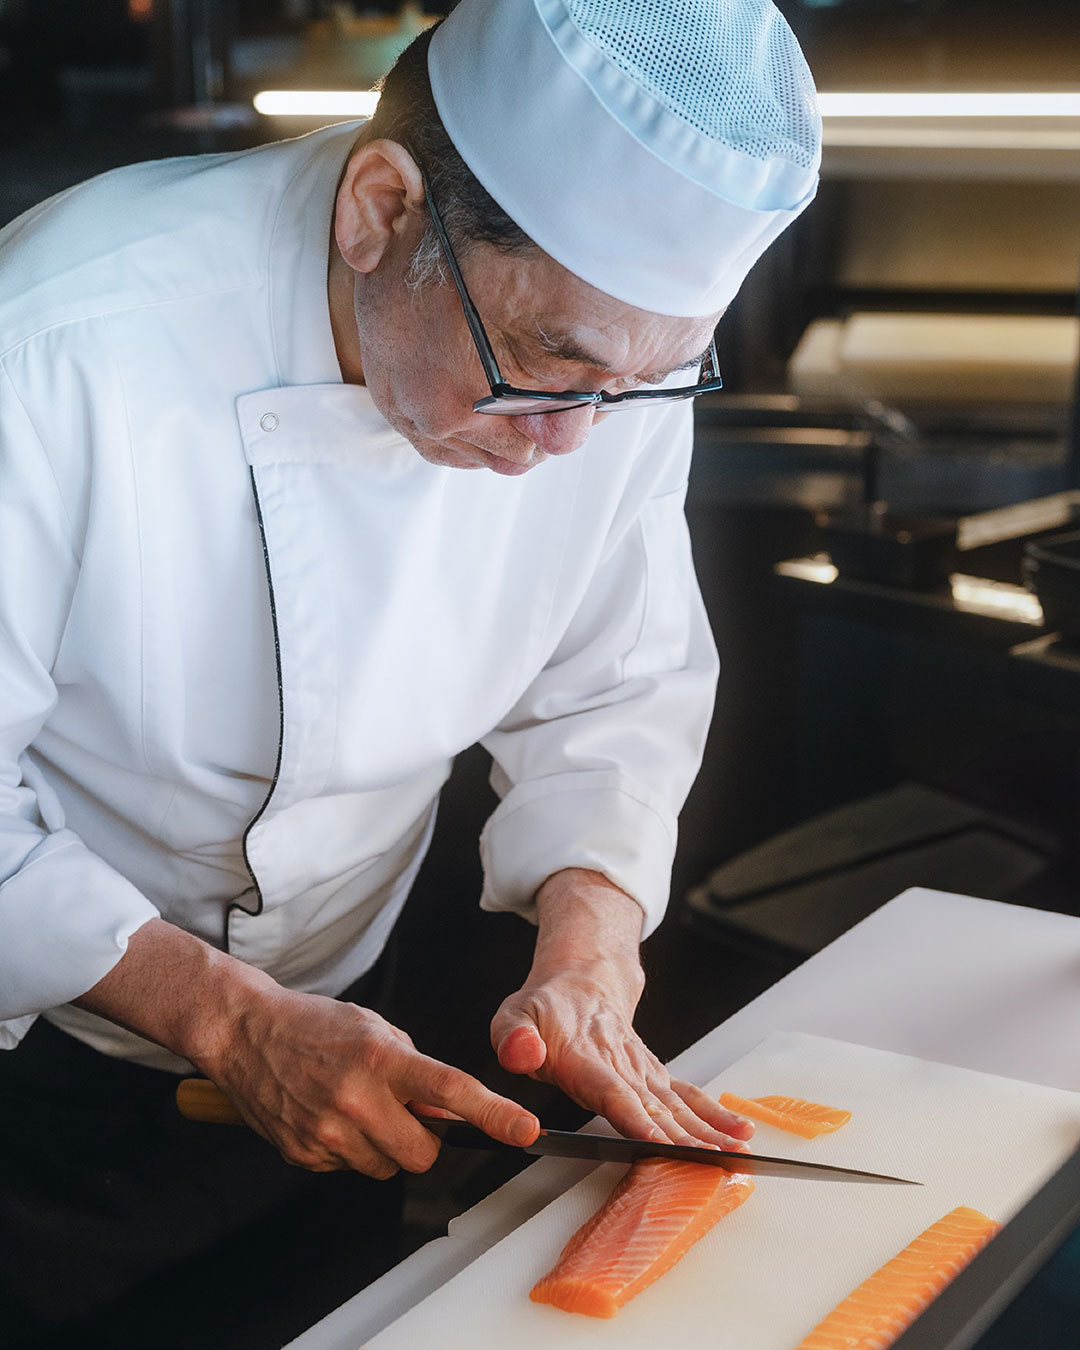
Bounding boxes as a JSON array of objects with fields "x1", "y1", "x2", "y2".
[
  {"x1": 668, "y1": 1077, "x2": 755, "y2": 1141},
  {"x1": 633, "y1": 1082, "x2": 749, "y2": 1150},
  {"x1": 397, "y1": 1049, "x2": 540, "y2": 1147},
  {"x1": 225, "y1": 996, "x2": 535, "y2": 1177},
  {"x1": 340, "y1": 1102, "x2": 444, "y2": 1176},
  {"x1": 405, "y1": 1101, "x2": 462, "y2": 1121},
  {"x1": 253, "y1": 1083, "x2": 408, "y2": 1178},
  {"x1": 595, "y1": 1081, "x2": 754, "y2": 1151},
  {"x1": 490, "y1": 999, "x2": 548, "y2": 1076},
  {"x1": 329, "y1": 1040, "x2": 529, "y2": 1172},
  {"x1": 287, "y1": 1128, "x2": 403, "y2": 1179},
  {"x1": 495, "y1": 1023, "x2": 547, "y2": 1075},
  {"x1": 545, "y1": 1043, "x2": 753, "y2": 1150},
  {"x1": 595, "y1": 1081, "x2": 682, "y2": 1144}
]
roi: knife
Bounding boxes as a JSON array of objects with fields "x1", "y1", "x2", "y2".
[
  {"x1": 173, "y1": 1081, "x2": 916, "y2": 1185},
  {"x1": 413, "y1": 1114, "x2": 920, "y2": 1186}
]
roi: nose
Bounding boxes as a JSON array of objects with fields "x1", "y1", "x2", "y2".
[{"x1": 507, "y1": 406, "x2": 596, "y2": 458}]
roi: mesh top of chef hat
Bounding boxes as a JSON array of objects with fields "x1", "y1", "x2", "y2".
[
  {"x1": 561, "y1": 0, "x2": 819, "y2": 171},
  {"x1": 428, "y1": 0, "x2": 821, "y2": 315}
]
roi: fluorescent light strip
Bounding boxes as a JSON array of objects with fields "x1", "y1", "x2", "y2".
[
  {"x1": 254, "y1": 90, "x2": 381, "y2": 117},
  {"x1": 255, "y1": 88, "x2": 1080, "y2": 122},
  {"x1": 819, "y1": 92, "x2": 1080, "y2": 118},
  {"x1": 823, "y1": 126, "x2": 1080, "y2": 150}
]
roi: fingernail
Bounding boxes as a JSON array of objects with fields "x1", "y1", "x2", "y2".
[{"x1": 512, "y1": 1115, "x2": 537, "y2": 1146}]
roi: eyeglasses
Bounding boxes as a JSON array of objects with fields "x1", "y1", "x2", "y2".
[{"x1": 419, "y1": 168, "x2": 723, "y2": 417}]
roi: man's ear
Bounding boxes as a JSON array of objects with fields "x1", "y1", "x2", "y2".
[{"x1": 334, "y1": 139, "x2": 426, "y2": 275}]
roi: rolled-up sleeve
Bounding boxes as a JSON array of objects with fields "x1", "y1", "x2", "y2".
[
  {"x1": 479, "y1": 415, "x2": 719, "y2": 936},
  {"x1": 0, "y1": 359, "x2": 158, "y2": 1044}
]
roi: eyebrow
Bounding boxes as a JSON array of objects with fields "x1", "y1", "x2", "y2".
[{"x1": 525, "y1": 325, "x2": 708, "y2": 381}]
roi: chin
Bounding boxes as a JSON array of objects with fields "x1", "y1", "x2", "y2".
[
  {"x1": 413, "y1": 430, "x2": 541, "y2": 477},
  {"x1": 412, "y1": 439, "x2": 487, "y2": 471},
  {"x1": 485, "y1": 455, "x2": 537, "y2": 477},
  {"x1": 375, "y1": 392, "x2": 538, "y2": 475}
]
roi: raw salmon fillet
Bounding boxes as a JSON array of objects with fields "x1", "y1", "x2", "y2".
[
  {"x1": 796, "y1": 1206, "x2": 1001, "y2": 1349},
  {"x1": 530, "y1": 1157, "x2": 754, "y2": 1318},
  {"x1": 718, "y1": 1092, "x2": 852, "y2": 1138}
]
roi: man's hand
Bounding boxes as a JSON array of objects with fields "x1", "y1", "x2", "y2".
[
  {"x1": 76, "y1": 919, "x2": 539, "y2": 1178},
  {"x1": 490, "y1": 869, "x2": 754, "y2": 1150},
  {"x1": 200, "y1": 985, "x2": 540, "y2": 1176}
]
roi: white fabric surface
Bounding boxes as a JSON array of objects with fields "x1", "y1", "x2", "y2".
[
  {"x1": 428, "y1": 0, "x2": 821, "y2": 316},
  {"x1": 0, "y1": 123, "x2": 718, "y2": 1067}
]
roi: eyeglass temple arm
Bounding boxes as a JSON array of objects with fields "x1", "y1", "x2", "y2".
[
  {"x1": 702, "y1": 333, "x2": 720, "y2": 383},
  {"x1": 419, "y1": 167, "x2": 505, "y2": 390}
]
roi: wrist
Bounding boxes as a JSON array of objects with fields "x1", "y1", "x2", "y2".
[
  {"x1": 186, "y1": 953, "x2": 280, "y2": 1078},
  {"x1": 75, "y1": 918, "x2": 279, "y2": 1073},
  {"x1": 532, "y1": 868, "x2": 645, "y2": 982}
]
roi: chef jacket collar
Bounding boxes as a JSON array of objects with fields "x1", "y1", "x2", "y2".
[{"x1": 267, "y1": 122, "x2": 365, "y2": 389}]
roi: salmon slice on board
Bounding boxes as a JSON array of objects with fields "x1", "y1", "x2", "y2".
[
  {"x1": 718, "y1": 1093, "x2": 852, "y2": 1138},
  {"x1": 530, "y1": 1157, "x2": 754, "y2": 1318},
  {"x1": 796, "y1": 1206, "x2": 1002, "y2": 1349}
]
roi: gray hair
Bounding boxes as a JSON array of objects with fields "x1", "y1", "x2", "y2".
[
  {"x1": 404, "y1": 222, "x2": 448, "y2": 292},
  {"x1": 369, "y1": 25, "x2": 539, "y2": 291}
]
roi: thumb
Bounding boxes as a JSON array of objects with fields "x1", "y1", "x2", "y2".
[{"x1": 491, "y1": 1002, "x2": 547, "y2": 1075}]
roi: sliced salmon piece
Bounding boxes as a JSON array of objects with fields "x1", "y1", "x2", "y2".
[
  {"x1": 530, "y1": 1158, "x2": 754, "y2": 1318},
  {"x1": 718, "y1": 1092, "x2": 852, "y2": 1138},
  {"x1": 797, "y1": 1206, "x2": 1001, "y2": 1349}
]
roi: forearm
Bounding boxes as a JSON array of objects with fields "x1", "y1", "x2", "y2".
[
  {"x1": 73, "y1": 917, "x2": 275, "y2": 1072},
  {"x1": 75, "y1": 916, "x2": 538, "y2": 1172}
]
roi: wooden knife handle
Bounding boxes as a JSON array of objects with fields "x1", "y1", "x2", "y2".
[{"x1": 176, "y1": 1077, "x2": 246, "y2": 1126}]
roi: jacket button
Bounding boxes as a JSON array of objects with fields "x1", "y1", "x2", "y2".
[{"x1": 260, "y1": 412, "x2": 279, "y2": 433}]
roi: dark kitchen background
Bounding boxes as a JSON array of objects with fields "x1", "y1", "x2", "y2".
[{"x1": 1, "y1": 0, "x2": 1079, "y2": 1273}]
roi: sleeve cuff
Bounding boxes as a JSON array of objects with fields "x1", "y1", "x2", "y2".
[
  {"x1": 0, "y1": 831, "x2": 160, "y2": 1020},
  {"x1": 478, "y1": 771, "x2": 676, "y2": 937}
]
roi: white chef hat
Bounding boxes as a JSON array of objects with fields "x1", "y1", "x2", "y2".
[{"x1": 427, "y1": 0, "x2": 821, "y2": 318}]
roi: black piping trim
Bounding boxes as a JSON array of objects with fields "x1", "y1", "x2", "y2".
[{"x1": 230, "y1": 464, "x2": 286, "y2": 935}]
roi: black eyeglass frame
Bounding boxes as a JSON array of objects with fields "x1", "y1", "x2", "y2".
[{"x1": 419, "y1": 167, "x2": 723, "y2": 417}]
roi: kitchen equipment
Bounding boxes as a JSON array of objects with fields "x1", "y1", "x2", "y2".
[
  {"x1": 817, "y1": 501, "x2": 959, "y2": 588},
  {"x1": 173, "y1": 1079, "x2": 916, "y2": 1185},
  {"x1": 415, "y1": 1116, "x2": 917, "y2": 1185},
  {"x1": 1022, "y1": 528, "x2": 1080, "y2": 646},
  {"x1": 365, "y1": 1031, "x2": 1080, "y2": 1349}
]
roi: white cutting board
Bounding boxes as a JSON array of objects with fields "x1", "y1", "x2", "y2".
[{"x1": 365, "y1": 1032, "x2": 1080, "y2": 1349}]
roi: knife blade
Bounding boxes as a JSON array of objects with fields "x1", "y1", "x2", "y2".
[
  {"x1": 172, "y1": 1082, "x2": 918, "y2": 1186},
  {"x1": 413, "y1": 1115, "x2": 920, "y2": 1185}
]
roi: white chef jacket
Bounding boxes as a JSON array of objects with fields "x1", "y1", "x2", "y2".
[{"x1": 0, "y1": 123, "x2": 719, "y2": 1070}]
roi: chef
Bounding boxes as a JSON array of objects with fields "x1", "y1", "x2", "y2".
[{"x1": 0, "y1": 0, "x2": 820, "y2": 1341}]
